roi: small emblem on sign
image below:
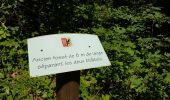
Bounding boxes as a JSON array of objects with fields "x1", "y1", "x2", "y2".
[{"x1": 61, "y1": 37, "x2": 71, "y2": 47}]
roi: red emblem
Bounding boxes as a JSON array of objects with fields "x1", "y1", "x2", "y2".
[{"x1": 61, "y1": 38, "x2": 71, "y2": 47}]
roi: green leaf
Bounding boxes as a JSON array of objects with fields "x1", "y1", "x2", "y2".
[
  {"x1": 0, "y1": 30, "x2": 4, "y2": 34},
  {"x1": 130, "y1": 76, "x2": 143, "y2": 89},
  {"x1": 0, "y1": 73, "x2": 4, "y2": 78},
  {"x1": 7, "y1": 95, "x2": 13, "y2": 100},
  {"x1": 102, "y1": 94, "x2": 110, "y2": 100},
  {"x1": 164, "y1": 73, "x2": 170, "y2": 84}
]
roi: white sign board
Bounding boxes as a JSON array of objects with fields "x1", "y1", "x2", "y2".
[{"x1": 27, "y1": 34, "x2": 111, "y2": 77}]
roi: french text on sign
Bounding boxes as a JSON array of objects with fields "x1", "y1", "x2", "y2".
[{"x1": 27, "y1": 34, "x2": 111, "y2": 77}]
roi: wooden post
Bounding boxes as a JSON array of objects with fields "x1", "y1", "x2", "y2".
[{"x1": 56, "y1": 71, "x2": 80, "y2": 100}]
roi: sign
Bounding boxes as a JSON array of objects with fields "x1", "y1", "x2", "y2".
[{"x1": 27, "y1": 34, "x2": 111, "y2": 77}]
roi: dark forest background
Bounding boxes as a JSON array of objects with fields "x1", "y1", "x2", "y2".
[{"x1": 0, "y1": 0, "x2": 170, "y2": 99}]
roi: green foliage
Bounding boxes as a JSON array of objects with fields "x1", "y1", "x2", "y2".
[
  {"x1": 77, "y1": 2, "x2": 170, "y2": 100},
  {"x1": 0, "y1": 0, "x2": 56, "y2": 99},
  {"x1": 0, "y1": 0, "x2": 170, "y2": 99}
]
